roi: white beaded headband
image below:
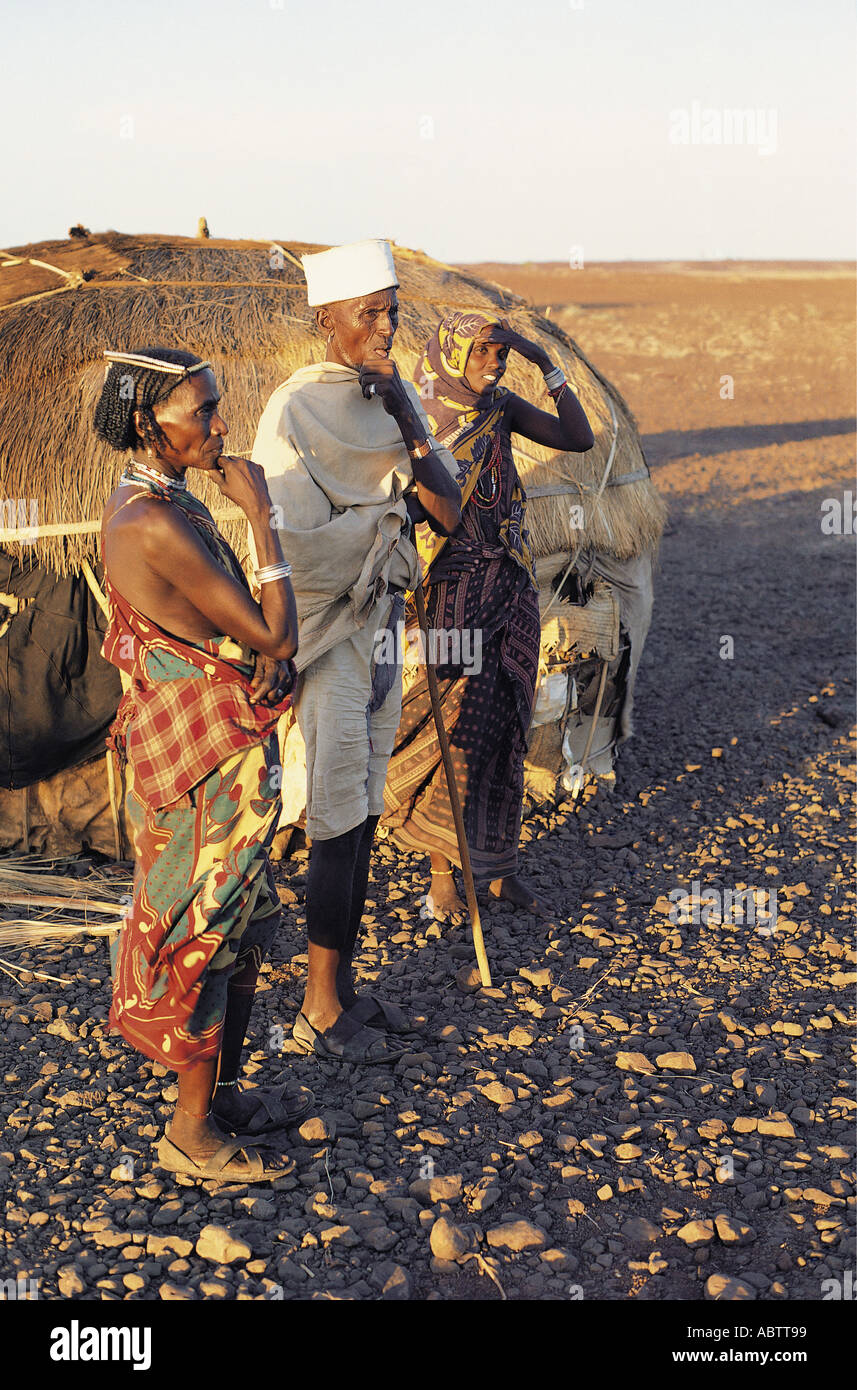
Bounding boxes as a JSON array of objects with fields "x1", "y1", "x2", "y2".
[{"x1": 103, "y1": 350, "x2": 212, "y2": 376}]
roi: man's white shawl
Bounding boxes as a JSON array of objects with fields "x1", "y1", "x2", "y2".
[{"x1": 251, "y1": 361, "x2": 459, "y2": 672}]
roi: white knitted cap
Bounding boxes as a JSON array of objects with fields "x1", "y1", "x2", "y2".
[{"x1": 301, "y1": 238, "x2": 398, "y2": 307}]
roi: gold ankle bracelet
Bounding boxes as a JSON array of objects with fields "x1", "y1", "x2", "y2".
[{"x1": 175, "y1": 1103, "x2": 212, "y2": 1120}]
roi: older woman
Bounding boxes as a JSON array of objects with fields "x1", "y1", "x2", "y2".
[
  {"x1": 97, "y1": 345, "x2": 304, "y2": 1182},
  {"x1": 383, "y1": 312, "x2": 594, "y2": 918}
]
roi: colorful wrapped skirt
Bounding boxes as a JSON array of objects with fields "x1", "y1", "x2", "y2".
[{"x1": 109, "y1": 737, "x2": 283, "y2": 1070}]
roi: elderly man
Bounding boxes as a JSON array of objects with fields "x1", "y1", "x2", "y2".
[{"x1": 252, "y1": 239, "x2": 461, "y2": 1063}]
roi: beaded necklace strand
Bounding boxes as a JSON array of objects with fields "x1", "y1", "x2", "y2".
[
  {"x1": 471, "y1": 433, "x2": 502, "y2": 510},
  {"x1": 119, "y1": 456, "x2": 188, "y2": 497}
]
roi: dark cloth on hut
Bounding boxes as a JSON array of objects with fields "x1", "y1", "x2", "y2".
[
  {"x1": 383, "y1": 312, "x2": 540, "y2": 880},
  {"x1": 0, "y1": 552, "x2": 121, "y2": 789}
]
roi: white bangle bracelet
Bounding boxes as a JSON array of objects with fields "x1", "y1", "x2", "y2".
[
  {"x1": 255, "y1": 562, "x2": 292, "y2": 584},
  {"x1": 543, "y1": 365, "x2": 566, "y2": 391}
]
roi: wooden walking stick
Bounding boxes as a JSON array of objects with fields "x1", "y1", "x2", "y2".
[{"x1": 413, "y1": 583, "x2": 492, "y2": 987}]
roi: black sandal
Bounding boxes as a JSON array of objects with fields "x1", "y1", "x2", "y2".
[
  {"x1": 346, "y1": 994, "x2": 418, "y2": 1036},
  {"x1": 292, "y1": 1011, "x2": 407, "y2": 1064},
  {"x1": 212, "y1": 1081, "x2": 315, "y2": 1136}
]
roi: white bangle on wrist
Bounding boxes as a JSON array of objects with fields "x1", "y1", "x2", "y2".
[
  {"x1": 254, "y1": 561, "x2": 292, "y2": 585},
  {"x1": 542, "y1": 364, "x2": 566, "y2": 391}
]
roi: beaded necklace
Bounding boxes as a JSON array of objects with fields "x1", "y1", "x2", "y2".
[
  {"x1": 119, "y1": 456, "x2": 188, "y2": 498},
  {"x1": 471, "y1": 433, "x2": 502, "y2": 511}
]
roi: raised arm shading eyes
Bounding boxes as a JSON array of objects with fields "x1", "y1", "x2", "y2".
[{"x1": 477, "y1": 324, "x2": 595, "y2": 453}]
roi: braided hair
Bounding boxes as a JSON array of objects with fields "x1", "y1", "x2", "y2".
[{"x1": 93, "y1": 346, "x2": 207, "y2": 454}]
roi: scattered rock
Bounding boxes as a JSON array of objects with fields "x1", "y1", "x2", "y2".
[
  {"x1": 429, "y1": 1216, "x2": 476, "y2": 1262},
  {"x1": 752, "y1": 1082, "x2": 777, "y2": 1107},
  {"x1": 456, "y1": 965, "x2": 482, "y2": 993},
  {"x1": 733, "y1": 1116, "x2": 757, "y2": 1133},
  {"x1": 195, "y1": 1225, "x2": 252, "y2": 1265},
  {"x1": 714, "y1": 1214, "x2": 756, "y2": 1246},
  {"x1": 616, "y1": 1052, "x2": 655, "y2": 1075},
  {"x1": 320, "y1": 1225, "x2": 360, "y2": 1247},
  {"x1": 5, "y1": 434, "x2": 852, "y2": 1310},
  {"x1": 757, "y1": 1116, "x2": 795, "y2": 1138},
  {"x1": 469, "y1": 1179, "x2": 501, "y2": 1213},
  {"x1": 802, "y1": 1188, "x2": 842, "y2": 1207},
  {"x1": 486, "y1": 1220, "x2": 548, "y2": 1252},
  {"x1": 705, "y1": 1273, "x2": 756, "y2": 1301},
  {"x1": 677, "y1": 1219, "x2": 715, "y2": 1248},
  {"x1": 655, "y1": 1051, "x2": 696, "y2": 1073},
  {"x1": 519, "y1": 966, "x2": 552, "y2": 988},
  {"x1": 57, "y1": 1266, "x2": 86, "y2": 1297},
  {"x1": 480, "y1": 1081, "x2": 516, "y2": 1106},
  {"x1": 410, "y1": 1174, "x2": 463, "y2": 1205},
  {"x1": 621, "y1": 1217, "x2": 660, "y2": 1243},
  {"x1": 363, "y1": 1226, "x2": 398, "y2": 1253},
  {"x1": 299, "y1": 1115, "x2": 335, "y2": 1143},
  {"x1": 146, "y1": 1235, "x2": 193, "y2": 1259},
  {"x1": 380, "y1": 1264, "x2": 411, "y2": 1300}
]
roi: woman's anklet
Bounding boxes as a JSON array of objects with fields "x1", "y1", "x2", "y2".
[{"x1": 175, "y1": 1103, "x2": 212, "y2": 1120}]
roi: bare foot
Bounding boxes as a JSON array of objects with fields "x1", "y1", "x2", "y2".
[
  {"x1": 429, "y1": 873, "x2": 467, "y2": 921},
  {"x1": 299, "y1": 1002, "x2": 342, "y2": 1035},
  {"x1": 165, "y1": 1112, "x2": 228, "y2": 1164},
  {"x1": 488, "y1": 874, "x2": 544, "y2": 913}
]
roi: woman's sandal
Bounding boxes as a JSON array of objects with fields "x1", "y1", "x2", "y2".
[
  {"x1": 156, "y1": 1134, "x2": 295, "y2": 1182},
  {"x1": 292, "y1": 1010, "x2": 408, "y2": 1064},
  {"x1": 346, "y1": 993, "x2": 418, "y2": 1036},
  {"x1": 212, "y1": 1081, "x2": 315, "y2": 1137}
]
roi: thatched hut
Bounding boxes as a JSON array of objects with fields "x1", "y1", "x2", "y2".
[{"x1": 0, "y1": 231, "x2": 665, "y2": 855}]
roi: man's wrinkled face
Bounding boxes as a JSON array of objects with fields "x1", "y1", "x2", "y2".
[{"x1": 318, "y1": 288, "x2": 400, "y2": 369}]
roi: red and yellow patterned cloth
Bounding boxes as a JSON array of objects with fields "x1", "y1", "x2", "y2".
[
  {"x1": 103, "y1": 579, "x2": 290, "y2": 811},
  {"x1": 109, "y1": 742, "x2": 283, "y2": 1069}
]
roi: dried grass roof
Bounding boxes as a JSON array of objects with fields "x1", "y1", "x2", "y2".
[{"x1": 0, "y1": 231, "x2": 664, "y2": 574}]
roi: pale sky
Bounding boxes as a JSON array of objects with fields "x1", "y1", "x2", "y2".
[{"x1": 1, "y1": 0, "x2": 853, "y2": 261}]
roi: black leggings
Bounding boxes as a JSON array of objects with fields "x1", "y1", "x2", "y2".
[{"x1": 306, "y1": 814, "x2": 378, "y2": 954}]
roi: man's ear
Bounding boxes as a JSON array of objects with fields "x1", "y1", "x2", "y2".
[{"x1": 316, "y1": 306, "x2": 334, "y2": 338}]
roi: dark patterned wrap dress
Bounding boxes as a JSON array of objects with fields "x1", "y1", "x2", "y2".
[{"x1": 383, "y1": 312, "x2": 541, "y2": 882}]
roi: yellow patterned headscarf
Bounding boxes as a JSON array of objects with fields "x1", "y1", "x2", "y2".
[{"x1": 413, "y1": 311, "x2": 535, "y2": 583}]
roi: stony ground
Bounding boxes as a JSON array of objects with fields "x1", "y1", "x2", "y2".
[{"x1": 1, "y1": 264, "x2": 854, "y2": 1302}]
